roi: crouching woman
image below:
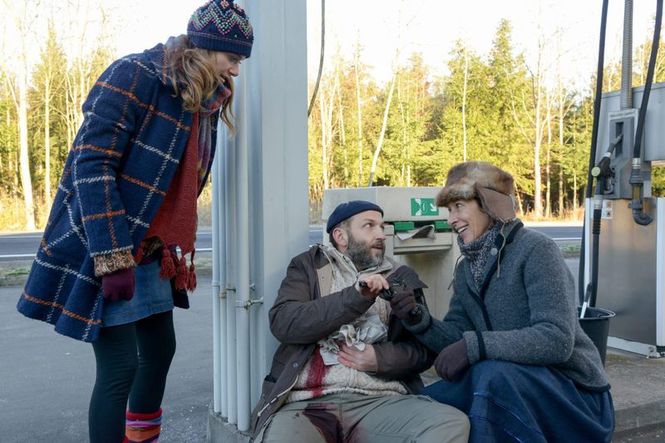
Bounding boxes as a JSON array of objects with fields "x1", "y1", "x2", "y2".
[{"x1": 390, "y1": 161, "x2": 614, "y2": 442}]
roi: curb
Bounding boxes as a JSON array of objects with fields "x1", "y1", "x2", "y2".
[
  {"x1": 615, "y1": 399, "x2": 665, "y2": 436},
  {"x1": 207, "y1": 403, "x2": 251, "y2": 443}
]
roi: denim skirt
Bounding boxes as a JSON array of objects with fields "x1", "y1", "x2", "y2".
[{"x1": 101, "y1": 260, "x2": 174, "y2": 327}]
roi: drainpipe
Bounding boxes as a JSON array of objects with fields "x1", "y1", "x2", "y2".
[
  {"x1": 235, "y1": 73, "x2": 252, "y2": 432},
  {"x1": 211, "y1": 140, "x2": 222, "y2": 414},
  {"x1": 224, "y1": 125, "x2": 238, "y2": 425}
]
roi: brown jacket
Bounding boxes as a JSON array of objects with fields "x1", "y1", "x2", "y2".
[{"x1": 249, "y1": 245, "x2": 434, "y2": 437}]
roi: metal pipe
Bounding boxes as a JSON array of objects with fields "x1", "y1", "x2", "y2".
[
  {"x1": 235, "y1": 73, "x2": 252, "y2": 432},
  {"x1": 211, "y1": 139, "x2": 222, "y2": 414},
  {"x1": 629, "y1": 0, "x2": 662, "y2": 226},
  {"x1": 217, "y1": 126, "x2": 230, "y2": 418},
  {"x1": 225, "y1": 123, "x2": 238, "y2": 425},
  {"x1": 621, "y1": 0, "x2": 633, "y2": 109}
]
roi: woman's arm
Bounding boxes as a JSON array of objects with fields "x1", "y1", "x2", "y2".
[
  {"x1": 404, "y1": 291, "x2": 474, "y2": 354},
  {"x1": 466, "y1": 236, "x2": 576, "y2": 365},
  {"x1": 72, "y1": 58, "x2": 152, "y2": 275}
]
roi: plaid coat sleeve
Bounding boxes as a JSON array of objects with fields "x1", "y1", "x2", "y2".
[{"x1": 71, "y1": 58, "x2": 155, "y2": 266}]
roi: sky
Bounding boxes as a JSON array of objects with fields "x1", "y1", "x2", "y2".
[
  {"x1": 304, "y1": 0, "x2": 656, "y2": 90},
  {"x1": 2, "y1": 0, "x2": 660, "y2": 94}
]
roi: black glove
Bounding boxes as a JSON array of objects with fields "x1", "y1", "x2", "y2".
[
  {"x1": 389, "y1": 287, "x2": 422, "y2": 323},
  {"x1": 434, "y1": 339, "x2": 470, "y2": 381}
]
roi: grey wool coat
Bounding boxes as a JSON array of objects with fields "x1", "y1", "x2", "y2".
[{"x1": 406, "y1": 221, "x2": 610, "y2": 391}]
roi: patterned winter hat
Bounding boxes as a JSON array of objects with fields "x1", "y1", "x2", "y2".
[
  {"x1": 188, "y1": 0, "x2": 254, "y2": 57},
  {"x1": 436, "y1": 161, "x2": 517, "y2": 222}
]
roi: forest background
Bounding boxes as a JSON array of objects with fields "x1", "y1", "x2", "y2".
[{"x1": 1, "y1": 0, "x2": 664, "y2": 231}]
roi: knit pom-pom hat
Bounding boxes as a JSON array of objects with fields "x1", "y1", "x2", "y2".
[
  {"x1": 436, "y1": 161, "x2": 517, "y2": 222},
  {"x1": 187, "y1": 0, "x2": 254, "y2": 57}
]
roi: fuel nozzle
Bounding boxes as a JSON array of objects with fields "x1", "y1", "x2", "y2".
[{"x1": 592, "y1": 133, "x2": 622, "y2": 180}]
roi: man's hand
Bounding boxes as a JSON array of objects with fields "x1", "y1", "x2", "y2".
[
  {"x1": 434, "y1": 339, "x2": 470, "y2": 381},
  {"x1": 337, "y1": 344, "x2": 378, "y2": 372},
  {"x1": 389, "y1": 287, "x2": 419, "y2": 320},
  {"x1": 357, "y1": 274, "x2": 389, "y2": 301},
  {"x1": 102, "y1": 268, "x2": 136, "y2": 302}
]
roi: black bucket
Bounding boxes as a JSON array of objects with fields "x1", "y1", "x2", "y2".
[{"x1": 578, "y1": 306, "x2": 616, "y2": 365}]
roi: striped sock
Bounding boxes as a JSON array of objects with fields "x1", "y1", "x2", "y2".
[{"x1": 125, "y1": 408, "x2": 162, "y2": 443}]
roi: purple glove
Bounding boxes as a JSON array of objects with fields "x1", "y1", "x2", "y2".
[
  {"x1": 102, "y1": 268, "x2": 136, "y2": 302},
  {"x1": 434, "y1": 339, "x2": 470, "y2": 381}
]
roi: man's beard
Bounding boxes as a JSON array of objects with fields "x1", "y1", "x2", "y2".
[{"x1": 346, "y1": 233, "x2": 385, "y2": 271}]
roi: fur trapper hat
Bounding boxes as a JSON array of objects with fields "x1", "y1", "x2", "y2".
[{"x1": 436, "y1": 161, "x2": 517, "y2": 222}]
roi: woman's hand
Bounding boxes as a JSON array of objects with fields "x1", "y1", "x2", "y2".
[
  {"x1": 337, "y1": 344, "x2": 378, "y2": 372},
  {"x1": 389, "y1": 288, "x2": 419, "y2": 320},
  {"x1": 102, "y1": 268, "x2": 136, "y2": 302},
  {"x1": 434, "y1": 339, "x2": 470, "y2": 381}
]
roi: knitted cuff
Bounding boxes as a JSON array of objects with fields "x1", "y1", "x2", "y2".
[
  {"x1": 463, "y1": 331, "x2": 484, "y2": 364},
  {"x1": 93, "y1": 250, "x2": 136, "y2": 277}
]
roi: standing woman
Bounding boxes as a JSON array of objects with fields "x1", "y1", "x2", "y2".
[
  {"x1": 16, "y1": 1, "x2": 253, "y2": 441},
  {"x1": 390, "y1": 161, "x2": 614, "y2": 442}
]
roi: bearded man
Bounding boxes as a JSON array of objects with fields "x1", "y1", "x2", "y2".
[{"x1": 250, "y1": 200, "x2": 469, "y2": 443}]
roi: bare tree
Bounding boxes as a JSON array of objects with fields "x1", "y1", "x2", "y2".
[
  {"x1": 368, "y1": 70, "x2": 396, "y2": 186},
  {"x1": 531, "y1": 38, "x2": 545, "y2": 219},
  {"x1": 462, "y1": 47, "x2": 469, "y2": 162},
  {"x1": 318, "y1": 66, "x2": 339, "y2": 191},
  {"x1": 3, "y1": 0, "x2": 37, "y2": 230},
  {"x1": 37, "y1": 21, "x2": 67, "y2": 207},
  {"x1": 367, "y1": 0, "x2": 414, "y2": 187},
  {"x1": 353, "y1": 38, "x2": 364, "y2": 186}
]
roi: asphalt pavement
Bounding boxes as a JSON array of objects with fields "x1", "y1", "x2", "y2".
[
  {"x1": 1, "y1": 277, "x2": 214, "y2": 442},
  {"x1": 5, "y1": 243, "x2": 665, "y2": 442}
]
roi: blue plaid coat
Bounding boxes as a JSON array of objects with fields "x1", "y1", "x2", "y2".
[{"x1": 16, "y1": 43, "x2": 218, "y2": 342}]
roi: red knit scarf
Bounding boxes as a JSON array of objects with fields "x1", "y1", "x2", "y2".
[
  {"x1": 142, "y1": 112, "x2": 201, "y2": 291},
  {"x1": 137, "y1": 80, "x2": 230, "y2": 291}
]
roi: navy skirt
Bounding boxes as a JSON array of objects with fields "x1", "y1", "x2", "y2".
[{"x1": 424, "y1": 360, "x2": 614, "y2": 443}]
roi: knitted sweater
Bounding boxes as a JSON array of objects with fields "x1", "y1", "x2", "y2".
[
  {"x1": 286, "y1": 343, "x2": 408, "y2": 403},
  {"x1": 16, "y1": 42, "x2": 218, "y2": 342},
  {"x1": 405, "y1": 221, "x2": 610, "y2": 391}
]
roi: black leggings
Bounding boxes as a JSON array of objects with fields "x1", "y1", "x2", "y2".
[{"x1": 89, "y1": 311, "x2": 176, "y2": 443}]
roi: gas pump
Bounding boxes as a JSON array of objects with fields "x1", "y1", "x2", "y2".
[{"x1": 583, "y1": 0, "x2": 665, "y2": 357}]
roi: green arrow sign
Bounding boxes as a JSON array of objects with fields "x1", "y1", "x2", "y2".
[{"x1": 410, "y1": 198, "x2": 439, "y2": 216}]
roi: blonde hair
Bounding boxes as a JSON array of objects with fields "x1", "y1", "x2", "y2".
[{"x1": 167, "y1": 36, "x2": 235, "y2": 131}]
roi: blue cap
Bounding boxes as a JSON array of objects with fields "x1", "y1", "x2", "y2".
[{"x1": 326, "y1": 200, "x2": 384, "y2": 233}]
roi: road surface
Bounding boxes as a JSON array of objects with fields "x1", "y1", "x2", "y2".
[{"x1": 0, "y1": 224, "x2": 582, "y2": 260}]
